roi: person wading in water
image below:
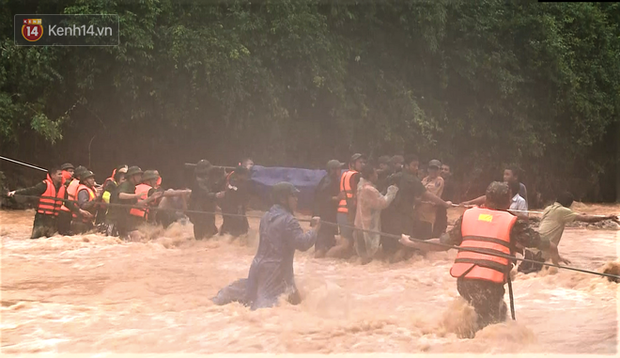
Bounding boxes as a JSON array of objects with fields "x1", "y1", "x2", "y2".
[
  {"x1": 400, "y1": 181, "x2": 561, "y2": 338},
  {"x1": 211, "y1": 182, "x2": 320, "y2": 310}
]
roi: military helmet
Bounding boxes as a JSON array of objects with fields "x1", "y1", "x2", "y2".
[
  {"x1": 142, "y1": 170, "x2": 160, "y2": 182},
  {"x1": 126, "y1": 166, "x2": 143, "y2": 177}
]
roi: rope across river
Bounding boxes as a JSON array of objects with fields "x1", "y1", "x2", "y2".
[{"x1": 6, "y1": 193, "x2": 620, "y2": 282}]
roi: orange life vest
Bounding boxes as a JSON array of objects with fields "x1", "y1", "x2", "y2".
[
  {"x1": 450, "y1": 207, "x2": 517, "y2": 284},
  {"x1": 103, "y1": 174, "x2": 115, "y2": 188},
  {"x1": 60, "y1": 179, "x2": 80, "y2": 212},
  {"x1": 337, "y1": 170, "x2": 357, "y2": 214},
  {"x1": 129, "y1": 183, "x2": 153, "y2": 219},
  {"x1": 36, "y1": 175, "x2": 65, "y2": 216},
  {"x1": 72, "y1": 184, "x2": 96, "y2": 222},
  {"x1": 61, "y1": 170, "x2": 73, "y2": 185}
]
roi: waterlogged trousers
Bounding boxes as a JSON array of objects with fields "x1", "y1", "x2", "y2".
[
  {"x1": 456, "y1": 278, "x2": 507, "y2": 335},
  {"x1": 190, "y1": 213, "x2": 218, "y2": 240},
  {"x1": 57, "y1": 210, "x2": 73, "y2": 235},
  {"x1": 31, "y1": 213, "x2": 57, "y2": 239}
]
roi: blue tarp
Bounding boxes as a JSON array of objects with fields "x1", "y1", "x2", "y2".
[{"x1": 250, "y1": 165, "x2": 329, "y2": 212}]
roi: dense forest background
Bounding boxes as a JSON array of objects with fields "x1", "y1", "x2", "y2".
[{"x1": 1, "y1": 0, "x2": 619, "y2": 206}]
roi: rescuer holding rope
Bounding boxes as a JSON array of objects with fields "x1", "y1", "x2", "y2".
[
  {"x1": 7, "y1": 166, "x2": 65, "y2": 239},
  {"x1": 399, "y1": 181, "x2": 562, "y2": 337}
]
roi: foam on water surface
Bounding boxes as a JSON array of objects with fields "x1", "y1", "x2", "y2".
[{"x1": 1, "y1": 209, "x2": 618, "y2": 354}]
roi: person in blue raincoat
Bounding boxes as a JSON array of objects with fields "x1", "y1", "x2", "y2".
[{"x1": 211, "y1": 182, "x2": 321, "y2": 310}]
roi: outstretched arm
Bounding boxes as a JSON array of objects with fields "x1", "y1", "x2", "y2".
[
  {"x1": 399, "y1": 215, "x2": 464, "y2": 252},
  {"x1": 462, "y1": 195, "x2": 485, "y2": 206},
  {"x1": 119, "y1": 192, "x2": 142, "y2": 200},
  {"x1": 399, "y1": 236, "x2": 450, "y2": 252},
  {"x1": 163, "y1": 189, "x2": 192, "y2": 197},
  {"x1": 287, "y1": 216, "x2": 319, "y2": 252},
  {"x1": 8, "y1": 182, "x2": 47, "y2": 197},
  {"x1": 421, "y1": 190, "x2": 452, "y2": 208},
  {"x1": 365, "y1": 185, "x2": 399, "y2": 211},
  {"x1": 575, "y1": 214, "x2": 619, "y2": 223}
]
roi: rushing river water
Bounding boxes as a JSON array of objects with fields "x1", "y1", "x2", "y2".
[{"x1": 1, "y1": 208, "x2": 618, "y2": 354}]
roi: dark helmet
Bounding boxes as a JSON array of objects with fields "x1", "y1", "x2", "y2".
[
  {"x1": 81, "y1": 170, "x2": 95, "y2": 181},
  {"x1": 74, "y1": 165, "x2": 88, "y2": 180},
  {"x1": 126, "y1": 166, "x2": 143, "y2": 177},
  {"x1": 60, "y1": 163, "x2": 75, "y2": 171},
  {"x1": 271, "y1": 182, "x2": 300, "y2": 204},
  {"x1": 142, "y1": 170, "x2": 160, "y2": 182},
  {"x1": 195, "y1": 160, "x2": 212, "y2": 176}
]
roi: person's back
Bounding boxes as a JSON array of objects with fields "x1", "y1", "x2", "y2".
[
  {"x1": 354, "y1": 169, "x2": 398, "y2": 262},
  {"x1": 188, "y1": 176, "x2": 212, "y2": 210},
  {"x1": 313, "y1": 174, "x2": 338, "y2": 220},
  {"x1": 383, "y1": 170, "x2": 421, "y2": 220}
]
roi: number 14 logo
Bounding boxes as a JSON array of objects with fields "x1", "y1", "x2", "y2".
[{"x1": 22, "y1": 19, "x2": 43, "y2": 42}]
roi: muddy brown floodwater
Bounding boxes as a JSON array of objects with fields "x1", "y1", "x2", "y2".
[{"x1": 1, "y1": 206, "x2": 619, "y2": 354}]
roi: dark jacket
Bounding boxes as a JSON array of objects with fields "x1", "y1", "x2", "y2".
[
  {"x1": 312, "y1": 174, "x2": 339, "y2": 222},
  {"x1": 188, "y1": 176, "x2": 217, "y2": 212},
  {"x1": 219, "y1": 178, "x2": 250, "y2": 236}
]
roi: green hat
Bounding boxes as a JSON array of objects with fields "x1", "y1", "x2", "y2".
[
  {"x1": 327, "y1": 160, "x2": 344, "y2": 170},
  {"x1": 272, "y1": 182, "x2": 300, "y2": 203},
  {"x1": 81, "y1": 170, "x2": 95, "y2": 180},
  {"x1": 61, "y1": 163, "x2": 74, "y2": 171},
  {"x1": 126, "y1": 166, "x2": 143, "y2": 177},
  {"x1": 142, "y1": 170, "x2": 160, "y2": 182}
]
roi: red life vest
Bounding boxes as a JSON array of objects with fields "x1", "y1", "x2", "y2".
[
  {"x1": 37, "y1": 175, "x2": 65, "y2": 216},
  {"x1": 450, "y1": 207, "x2": 517, "y2": 284},
  {"x1": 129, "y1": 183, "x2": 153, "y2": 219},
  {"x1": 61, "y1": 170, "x2": 73, "y2": 185},
  {"x1": 337, "y1": 170, "x2": 357, "y2": 214},
  {"x1": 72, "y1": 184, "x2": 96, "y2": 222},
  {"x1": 60, "y1": 179, "x2": 80, "y2": 212}
]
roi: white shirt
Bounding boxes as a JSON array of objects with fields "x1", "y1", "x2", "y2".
[{"x1": 510, "y1": 194, "x2": 528, "y2": 214}]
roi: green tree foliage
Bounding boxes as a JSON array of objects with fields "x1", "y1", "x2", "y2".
[{"x1": 1, "y1": 0, "x2": 619, "y2": 202}]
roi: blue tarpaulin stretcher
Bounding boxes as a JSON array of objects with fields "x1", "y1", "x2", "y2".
[{"x1": 249, "y1": 165, "x2": 330, "y2": 213}]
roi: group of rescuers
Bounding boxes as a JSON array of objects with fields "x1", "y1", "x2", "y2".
[
  {"x1": 7, "y1": 159, "x2": 255, "y2": 241},
  {"x1": 7, "y1": 154, "x2": 619, "y2": 337}
]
